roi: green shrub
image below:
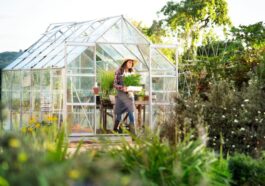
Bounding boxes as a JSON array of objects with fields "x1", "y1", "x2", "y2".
[
  {"x1": 204, "y1": 79, "x2": 265, "y2": 156},
  {"x1": 110, "y1": 133, "x2": 231, "y2": 186},
  {"x1": 229, "y1": 154, "x2": 265, "y2": 186}
]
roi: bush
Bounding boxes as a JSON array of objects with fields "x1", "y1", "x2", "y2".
[
  {"x1": 205, "y1": 79, "x2": 265, "y2": 156},
  {"x1": 111, "y1": 133, "x2": 231, "y2": 186},
  {"x1": 229, "y1": 153, "x2": 265, "y2": 186}
]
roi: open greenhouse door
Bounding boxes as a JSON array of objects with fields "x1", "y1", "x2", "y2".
[
  {"x1": 64, "y1": 43, "x2": 97, "y2": 135},
  {"x1": 149, "y1": 44, "x2": 178, "y2": 129}
]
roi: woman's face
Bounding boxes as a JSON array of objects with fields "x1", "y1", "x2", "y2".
[{"x1": 126, "y1": 60, "x2": 133, "y2": 69}]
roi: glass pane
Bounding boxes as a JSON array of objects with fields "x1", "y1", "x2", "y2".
[
  {"x1": 22, "y1": 90, "x2": 30, "y2": 111},
  {"x1": 88, "y1": 16, "x2": 120, "y2": 42},
  {"x1": 68, "y1": 105, "x2": 95, "y2": 133},
  {"x1": 101, "y1": 20, "x2": 122, "y2": 43},
  {"x1": 52, "y1": 93, "x2": 63, "y2": 110},
  {"x1": 32, "y1": 71, "x2": 41, "y2": 90},
  {"x1": 41, "y1": 70, "x2": 50, "y2": 90},
  {"x1": 151, "y1": 49, "x2": 175, "y2": 71},
  {"x1": 40, "y1": 90, "x2": 52, "y2": 112},
  {"x1": 32, "y1": 91, "x2": 41, "y2": 111},
  {"x1": 68, "y1": 47, "x2": 95, "y2": 74},
  {"x1": 67, "y1": 76, "x2": 95, "y2": 103},
  {"x1": 152, "y1": 77, "x2": 176, "y2": 91},
  {"x1": 123, "y1": 20, "x2": 149, "y2": 44},
  {"x1": 11, "y1": 91, "x2": 20, "y2": 111}
]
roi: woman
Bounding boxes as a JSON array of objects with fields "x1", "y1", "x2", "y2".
[{"x1": 113, "y1": 58, "x2": 137, "y2": 134}]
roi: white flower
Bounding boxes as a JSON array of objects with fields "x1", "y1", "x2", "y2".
[
  {"x1": 232, "y1": 145, "x2": 235, "y2": 148},
  {"x1": 247, "y1": 145, "x2": 250, "y2": 148},
  {"x1": 240, "y1": 127, "x2": 245, "y2": 131},
  {"x1": 222, "y1": 115, "x2": 225, "y2": 118},
  {"x1": 234, "y1": 119, "x2": 239, "y2": 123},
  {"x1": 244, "y1": 99, "x2": 249, "y2": 102},
  {"x1": 241, "y1": 104, "x2": 244, "y2": 107},
  {"x1": 258, "y1": 111, "x2": 261, "y2": 114},
  {"x1": 231, "y1": 131, "x2": 235, "y2": 134}
]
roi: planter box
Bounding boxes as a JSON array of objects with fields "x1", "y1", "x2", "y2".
[{"x1": 127, "y1": 86, "x2": 142, "y2": 92}]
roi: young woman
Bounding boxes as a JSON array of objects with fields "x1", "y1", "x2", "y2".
[{"x1": 113, "y1": 58, "x2": 137, "y2": 134}]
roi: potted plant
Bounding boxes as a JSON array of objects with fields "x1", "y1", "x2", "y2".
[
  {"x1": 98, "y1": 70, "x2": 115, "y2": 106},
  {"x1": 135, "y1": 89, "x2": 145, "y2": 101}
]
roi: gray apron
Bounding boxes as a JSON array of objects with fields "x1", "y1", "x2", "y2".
[{"x1": 114, "y1": 91, "x2": 134, "y2": 115}]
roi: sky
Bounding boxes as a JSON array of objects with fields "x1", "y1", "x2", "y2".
[{"x1": 0, "y1": 0, "x2": 264, "y2": 52}]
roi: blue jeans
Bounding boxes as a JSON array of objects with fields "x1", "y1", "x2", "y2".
[{"x1": 116, "y1": 111, "x2": 135, "y2": 125}]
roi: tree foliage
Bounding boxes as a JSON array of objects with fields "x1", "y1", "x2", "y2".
[{"x1": 159, "y1": 0, "x2": 231, "y2": 58}]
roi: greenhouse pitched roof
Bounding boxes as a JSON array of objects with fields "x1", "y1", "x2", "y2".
[{"x1": 5, "y1": 15, "x2": 175, "y2": 71}]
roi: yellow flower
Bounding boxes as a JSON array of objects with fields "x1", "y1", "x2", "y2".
[
  {"x1": 35, "y1": 123, "x2": 41, "y2": 128},
  {"x1": 68, "y1": 169, "x2": 80, "y2": 180},
  {"x1": 21, "y1": 127, "x2": 27, "y2": 133},
  {"x1": 9, "y1": 138, "x2": 20, "y2": 148},
  {"x1": 29, "y1": 117, "x2": 36, "y2": 125},
  {"x1": 18, "y1": 152, "x2": 28, "y2": 163},
  {"x1": 27, "y1": 127, "x2": 33, "y2": 133},
  {"x1": 47, "y1": 116, "x2": 53, "y2": 122}
]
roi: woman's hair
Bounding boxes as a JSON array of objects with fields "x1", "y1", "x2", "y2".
[{"x1": 120, "y1": 60, "x2": 134, "y2": 73}]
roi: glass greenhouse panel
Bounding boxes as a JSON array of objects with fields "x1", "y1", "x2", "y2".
[
  {"x1": 67, "y1": 76, "x2": 95, "y2": 104},
  {"x1": 123, "y1": 20, "x2": 149, "y2": 44},
  {"x1": 32, "y1": 71, "x2": 41, "y2": 90},
  {"x1": 40, "y1": 90, "x2": 52, "y2": 112},
  {"x1": 152, "y1": 91, "x2": 176, "y2": 103},
  {"x1": 32, "y1": 90, "x2": 41, "y2": 112},
  {"x1": 11, "y1": 71, "x2": 22, "y2": 90},
  {"x1": 1, "y1": 91, "x2": 9, "y2": 106},
  {"x1": 97, "y1": 44, "x2": 123, "y2": 61},
  {"x1": 22, "y1": 90, "x2": 30, "y2": 111},
  {"x1": 68, "y1": 48, "x2": 95, "y2": 74},
  {"x1": 40, "y1": 70, "x2": 50, "y2": 90},
  {"x1": 68, "y1": 105, "x2": 95, "y2": 133},
  {"x1": 151, "y1": 49, "x2": 175, "y2": 71},
  {"x1": 11, "y1": 91, "x2": 20, "y2": 112},
  {"x1": 100, "y1": 20, "x2": 122, "y2": 43},
  {"x1": 2, "y1": 71, "x2": 12, "y2": 90},
  {"x1": 52, "y1": 93, "x2": 63, "y2": 111},
  {"x1": 88, "y1": 16, "x2": 120, "y2": 42},
  {"x1": 152, "y1": 77, "x2": 176, "y2": 91}
]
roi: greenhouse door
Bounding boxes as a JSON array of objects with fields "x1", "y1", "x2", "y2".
[
  {"x1": 149, "y1": 44, "x2": 178, "y2": 129},
  {"x1": 64, "y1": 43, "x2": 97, "y2": 134}
]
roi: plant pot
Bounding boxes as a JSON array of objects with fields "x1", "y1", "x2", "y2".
[
  {"x1": 93, "y1": 87, "x2": 99, "y2": 95},
  {"x1": 144, "y1": 95, "x2": 149, "y2": 101},
  {"x1": 109, "y1": 95, "x2": 116, "y2": 104},
  {"x1": 135, "y1": 96, "x2": 144, "y2": 101}
]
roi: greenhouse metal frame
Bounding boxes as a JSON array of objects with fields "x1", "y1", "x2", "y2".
[{"x1": 1, "y1": 15, "x2": 178, "y2": 135}]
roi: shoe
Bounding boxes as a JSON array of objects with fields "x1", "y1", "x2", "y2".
[{"x1": 113, "y1": 119, "x2": 122, "y2": 133}]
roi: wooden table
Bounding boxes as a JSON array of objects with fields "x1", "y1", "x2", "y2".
[{"x1": 99, "y1": 100, "x2": 149, "y2": 131}]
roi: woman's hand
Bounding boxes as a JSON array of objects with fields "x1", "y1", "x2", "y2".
[{"x1": 123, "y1": 86, "x2": 128, "y2": 92}]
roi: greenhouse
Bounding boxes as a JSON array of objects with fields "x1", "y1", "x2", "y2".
[{"x1": 1, "y1": 15, "x2": 178, "y2": 135}]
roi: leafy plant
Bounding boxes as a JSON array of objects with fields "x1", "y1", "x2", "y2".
[
  {"x1": 229, "y1": 153, "x2": 265, "y2": 186},
  {"x1": 99, "y1": 70, "x2": 115, "y2": 99},
  {"x1": 123, "y1": 74, "x2": 141, "y2": 87}
]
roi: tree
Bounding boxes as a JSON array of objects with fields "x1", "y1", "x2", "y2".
[{"x1": 159, "y1": 0, "x2": 231, "y2": 58}]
